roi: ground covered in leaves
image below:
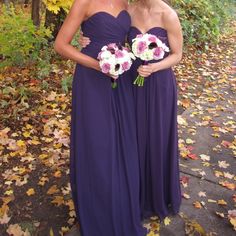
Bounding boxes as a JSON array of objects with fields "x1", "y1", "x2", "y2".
[{"x1": 0, "y1": 26, "x2": 235, "y2": 235}]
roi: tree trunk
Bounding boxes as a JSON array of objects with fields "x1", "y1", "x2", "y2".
[
  {"x1": 31, "y1": 0, "x2": 40, "y2": 26},
  {"x1": 45, "y1": 8, "x2": 66, "y2": 39}
]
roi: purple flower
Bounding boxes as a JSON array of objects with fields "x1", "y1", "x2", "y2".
[
  {"x1": 101, "y1": 63, "x2": 111, "y2": 73},
  {"x1": 122, "y1": 61, "x2": 130, "y2": 71},
  {"x1": 137, "y1": 41, "x2": 147, "y2": 54},
  {"x1": 115, "y1": 50, "x2": 124, "y2": 58}
]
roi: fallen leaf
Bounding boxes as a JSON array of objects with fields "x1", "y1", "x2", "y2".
[
  {"x1": 198, "y1": 191, "x2": 207, "y2": 197},
  {"x1": 6, "y1": 224, "x2": 30, "y2": 236},
  {"x1": 193, "y1": 201, "x2": 202, "y2": 209},
  {"x1": 26, "y1": 188, "x2": 35, "y2": 196},
  {"x1": 217, "y1": 199, "x2": 227, "y2": 205},
  {"x1": 218, "y1": 161, "x2": 230, "y2": 169},
  {"x1": 199, "y1": 154, "x2": 210, "y2": 161},
  {"x1": 47, "y1": 185, "x2": 60, "y2": 195},
  {"x1": 164, "y1": 217, "x2": 171, "y2": 226}
]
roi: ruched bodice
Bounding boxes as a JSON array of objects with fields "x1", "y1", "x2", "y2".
[{"x1": 81, "y1": 10, "x2": 131, "y2": 59}]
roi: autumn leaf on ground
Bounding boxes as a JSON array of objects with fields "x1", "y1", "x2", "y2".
[
  {"x1": 182, "y1": 193, "x2": 191, "y2": 199},
  {"x1": 0, "y1": 212, "x2": 11, "y2": 224},
  {"x1": 147, "y1": 231, "x2": 158, "y2": 236},
  {"x1": 180, "y1": 176, "x2": 189, "y2": 188},
  {"x1": 184, "y1": 218, "x2": 207, "y2": 236},
  {"x1": 186, "y1": 138, "x2": 195, "y2": 144},
  {"x1": 217, "y1": 199, "x2": 227, "y2": 206},
  {"x1": 198, "y1": 191, "x2": 207, "y2": 197},
  {"x1": 219, "y1": 181, "x2": 236, "y2": 190},
  {"x1": 215, "y1": 212, "x2": 225, "y2": 218},
  {"x1": 164, "y1": 217, "x2": 171, "y2": 226},
  {"x1": 6, "y1": 224, "x2": 30, "y2": 236},
  {"x1": 193, "y1": 201, "x2": 202, "y2": 209},
  {"x1": 150, "y1": 221, "x2": 160, "y2": 231},
  {"x1": 26, "y1": 188, "x2": 35, "y2": 196},
  {"x1": 228, "y1": 210, "x2": 236, "y2": 231},
  {"x1": 54, "y1": 170, "x2": 62, "y2": 178},
  {"x1": 199, "y1": 154, "x2": 211, "y2": 162},
  {"x1": 51, "y1": 196, "x2": 64, "y2": 206},
  {"x1": 218, "y1": 161, "x2": 230, "y2": 169},
  {"x1": 50, "y1": 227, "x2": 54, "y2": 236},
  {"x1": 47, "y1": 185, "x2": 60, "y2": 195},
  {"x1": 208, "y1": 199, "x2": 217, "y2": 203}
]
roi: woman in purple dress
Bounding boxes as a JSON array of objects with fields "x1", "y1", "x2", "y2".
[
  {"x1": 54, "y1": 0, "x2": 146, "y2": 235},
  {"x1": 127, "y1": 0, "x2": 183, "y2": 220},
  {"x1": 81, "y1": 0, "x2": 183, "y2": 222}
]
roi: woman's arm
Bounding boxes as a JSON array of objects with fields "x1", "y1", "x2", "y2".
[
  {"x1": 138, "y1": 10, "x2": 183, "y2": 77},
  {"x1": 54, "y1": 0, "x2": 100, "y2": 71}
]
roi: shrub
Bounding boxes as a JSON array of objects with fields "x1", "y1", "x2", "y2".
[
  {"x1": 0, "y1": 4, "x2": 52, "y2": 68},
  {"x1": 173, "y1": 0, "x2": 234, "y2": 48},
  {"x1": 42, "y1": 0, "x2": 73, "y2": 14}
]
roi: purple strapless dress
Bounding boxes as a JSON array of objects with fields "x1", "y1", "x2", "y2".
[
  {"x1": 127, "y1": 26, "x2": 182, "y2": 220},
  {"x1": 70, "y1": 11, "x2": 146, "y2": 236}
]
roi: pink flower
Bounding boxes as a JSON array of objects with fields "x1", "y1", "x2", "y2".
[
  {"x1": 115, "y1": 50, "x2": 124, "y2": 58},
  {"x1": 107, "y1": 43, "x2": 117, "y2": 49},
  {"x1": 101, "y1": 63, "x2": 111, "y2": 73},
  {"x1": 153, "y1": 47, "x2": 164, "y2": 59},
  {"x1": 137, "y1": 41, "x2": 147, "y2": 54},
  {"x1": 98, "y1": 52, "x2": 102, "y2": 60},
  {"x1": 137, "y1": 34, "x2": 143, "y2": 38},
  {"x1": 148, "y1": 36, "x2": 157, "y2": 42},
  {"x1": 122, "y1": 61, "x2": 130, "y2": 71}
]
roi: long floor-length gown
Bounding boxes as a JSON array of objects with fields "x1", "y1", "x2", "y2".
[
  {"x1": 128, "y1": 26, "x2": 182, "y2": 221},
  {"x1": 70, "y1": 10, "x2": 146, "y2": 236}
]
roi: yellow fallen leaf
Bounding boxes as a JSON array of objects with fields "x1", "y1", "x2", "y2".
[
  {"x1": 229, "y1": 217, "x2": 236, "y2": 231},
  {"x1": 31, "y1": 140, "x2": 41, "y2": 145},
  {"x1": 147, "y1": 232, "x2": 156, "y2": 236},
  {"x1": 16, "y1": 140, "x2": 25, "y2": 147},
  {"x1": 47, "y1": 185, "x2": 60, "y2": 195},
  {"x1": 4, "y1": 190, "x2": 13, "y2": 196},
  {"x1": 186, "y1": 138, "x2": 195, "y2": 144},
  {"x1": 208, "y1": 199, "x2": 217, "y2": 203},
  {"x1": 50, "y1": 227, "x2": 54, "y2": 236},
  {"x1": 26, "y1": 188, "x2": 35, "y2": 196},
  {"x1": 218, "y1": 199, "x2": 227, "y2": 205},
  {"x1": 164, "y1": 217, "x2": 171, "y2": 226},
  {"x1": 23, "y1": 131, "x2": 30, "y2": 138},
  {"x1": 38, "y1": 177, "x2": 49, "y2": 186},
  {"x1": 51, "y1": 196, "x2": 64, "y2": 206},
  {"x1": 39, "y1": 154, "x2": 48, "y2": 160},
  {"x1": 185, "y1": 220, "x2": 207, "y2": 236}
]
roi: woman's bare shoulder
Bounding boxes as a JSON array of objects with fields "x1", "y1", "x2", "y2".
[{"x1": 162, "y1": 5, "x2": 180, "y2": 28}]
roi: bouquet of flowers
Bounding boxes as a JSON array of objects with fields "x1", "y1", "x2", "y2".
[
  {"x1": 131, "y1": 33, "x2": 170, "y2": 86},
  {"x1": 98, "y1": 43, "x2": 135, "y2": 88}
]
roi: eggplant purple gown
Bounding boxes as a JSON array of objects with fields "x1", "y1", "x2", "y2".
[
  {"x1": 70, "y1": 10, "x2": 146, "y2": 236},
  {"x1": 127, "y1": 26, "x2": 182, "y2": 220}
]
